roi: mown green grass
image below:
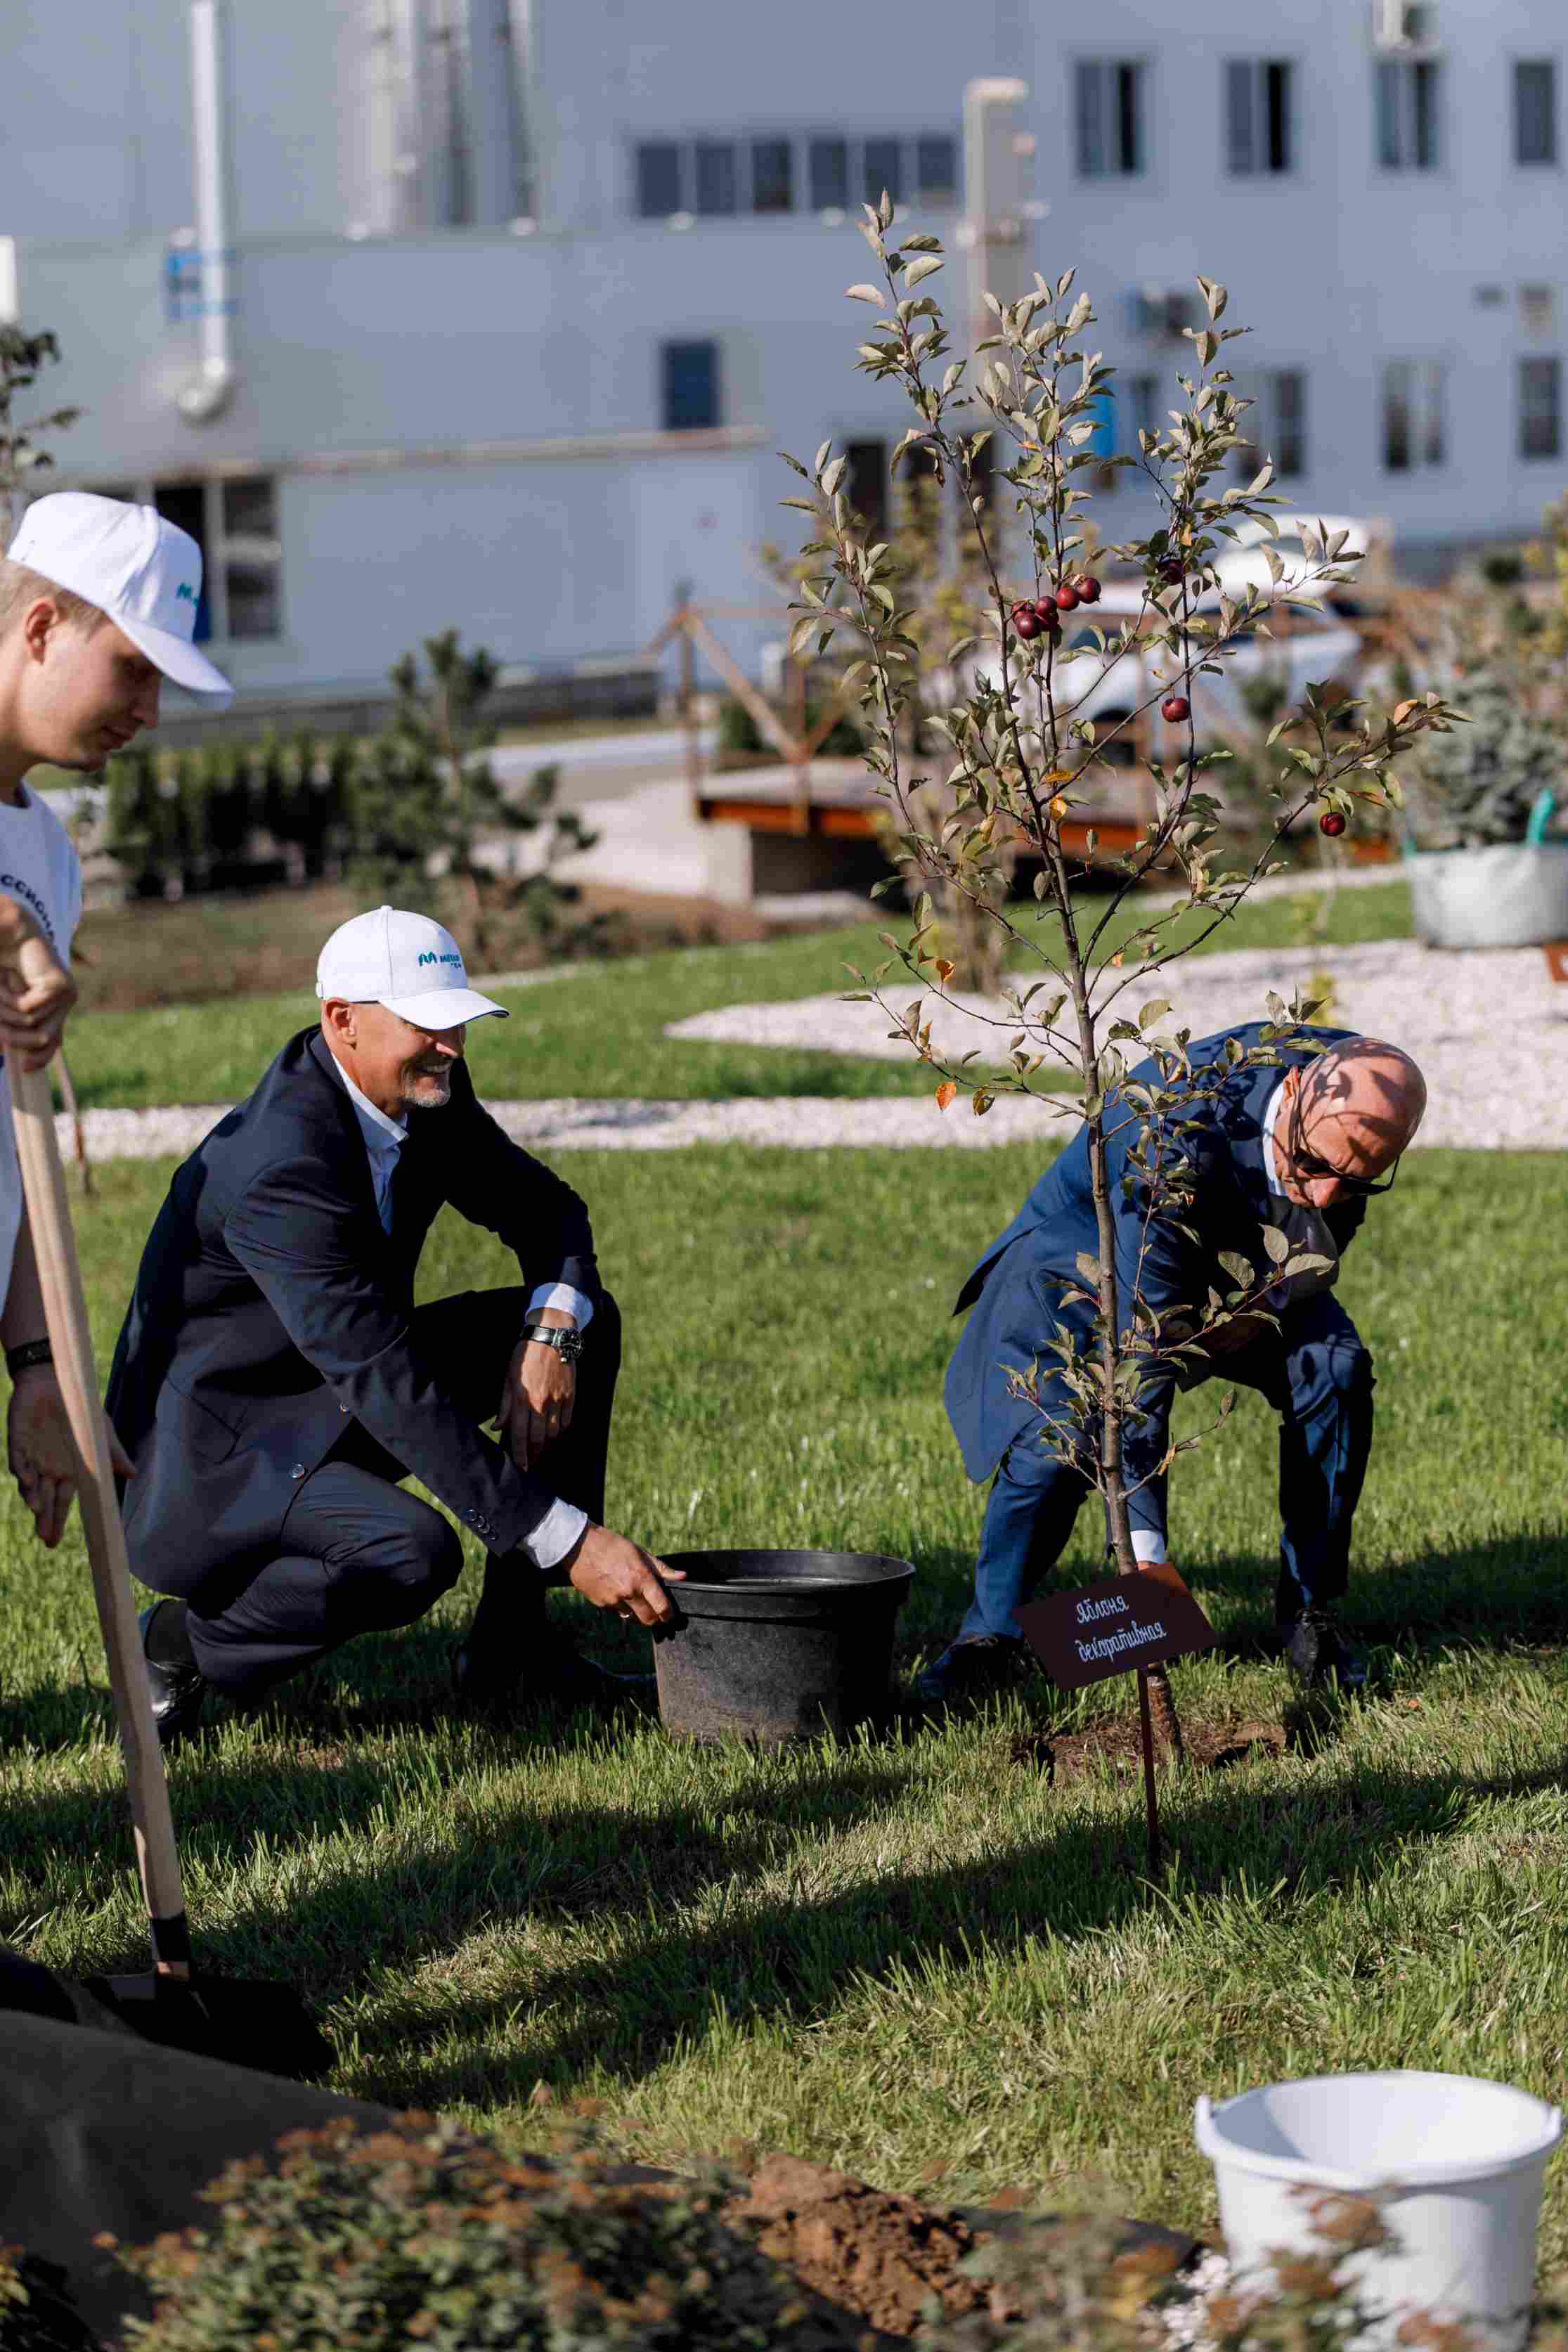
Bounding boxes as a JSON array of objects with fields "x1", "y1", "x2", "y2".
[
  {"x1": 4, "y1": 1138, "x2": 1567, "y2": 2264},
  {"x1": 65, "y1": 877, "x2": 1415, "y2": 1111}
]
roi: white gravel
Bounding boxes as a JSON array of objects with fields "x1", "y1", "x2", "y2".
[
  {"x1": 58, "y1": 931, "x2": 1568, "y2": 1160},
  {"x1": 665, "y1": 935, "x2": 1568, "y2": 1152}
]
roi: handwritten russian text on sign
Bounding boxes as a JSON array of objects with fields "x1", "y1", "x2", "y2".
[{"x1": 1013, "y1": 1565, "x2": 1216, "y2": 1691}]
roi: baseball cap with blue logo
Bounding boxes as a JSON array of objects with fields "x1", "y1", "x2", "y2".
[
  {"x1": 316, "y1": 906, "x2": 509, "y2": 1032},
  {"x1": 6, "y1": 491, "x2": 233, "y2": 699}
]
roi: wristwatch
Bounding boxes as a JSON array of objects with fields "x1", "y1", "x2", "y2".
[{"x1": 524, "y1": 1324, "x2": 584, "y2": 1364}]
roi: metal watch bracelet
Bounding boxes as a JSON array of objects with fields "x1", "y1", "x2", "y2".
[{"x1": 523, "y1": 1324, "x2": 583, "y2": 1363}]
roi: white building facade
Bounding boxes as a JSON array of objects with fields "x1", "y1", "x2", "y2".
[{"x1": 3, "y1": 0, "x2": 1563, "y2": 717}]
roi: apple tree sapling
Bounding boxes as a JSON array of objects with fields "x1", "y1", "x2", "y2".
[{"x1": 784, "y1": 202, "x2": 1459, "y2": 1756}]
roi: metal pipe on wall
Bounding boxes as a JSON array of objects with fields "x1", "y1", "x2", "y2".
[{"x1": 176, "y1": 0, "x2": 237, "y2": 423}]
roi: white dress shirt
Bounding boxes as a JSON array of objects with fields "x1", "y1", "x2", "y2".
[{"x1": 331, "y1": 1054, "x2": 590, "y2": 1570}]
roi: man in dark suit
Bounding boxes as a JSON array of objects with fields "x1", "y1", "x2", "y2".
[
  {"x1": 919, "y1": 1023, "x2": 1427, "y2": 1707},
  {"x1": 108, "y1": 904, "x2": 680, "y2": 1743}
]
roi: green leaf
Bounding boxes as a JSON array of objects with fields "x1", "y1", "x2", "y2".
[
  {"x1": 1138, "y1": 999, "x2": 1172, "y2": 1028},
  {"x1": 845, "y1": 284, "x2": 884, "y2": 304},
  {"x1": 903, "y1": 255, "x2": 944, "y2": 286},
  {"x1": 1217, "y1": 1249, "x2": 1253, "y2": 1288},
  {"x1": 1262, "y1": 1225, "x2": 1290, "y2": 1265},
  {"x1": 1075, "y1": 1252, "x2": 1102, "y2": 1286}
]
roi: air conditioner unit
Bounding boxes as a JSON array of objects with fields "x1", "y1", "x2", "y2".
[{"x1": 1373, "y1": 0, "x2": 1434, "y2": 52}]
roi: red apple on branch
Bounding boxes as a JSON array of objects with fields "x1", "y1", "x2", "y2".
[{"x1": 1160, "y1": 693, "x2": 1191, "y2": 724}]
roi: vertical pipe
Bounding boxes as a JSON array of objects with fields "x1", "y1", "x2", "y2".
[{"x1": 177, "y1": 0, "x2": 235, "y2": 421}]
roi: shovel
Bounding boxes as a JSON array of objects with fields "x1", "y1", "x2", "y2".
[{"x1": 10, "y1": 1058, "x2": 332, "y2": 2080}]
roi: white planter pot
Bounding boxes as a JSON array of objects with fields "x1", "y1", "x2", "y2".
[
  {"x1": 1196, "y1": 2072, "x2": 1562, "y2": 2352},
  {"x1": 1404, "y1": 841, "x2": 1568, "y2": 949}
]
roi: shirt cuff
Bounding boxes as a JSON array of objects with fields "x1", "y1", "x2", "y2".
[
  {"x1": 525, "y1": 1283, "x2": 595, "y2": 1331},
  {"x1": 1132, "y1": 1530, "x2": 1169, "y2": 1565},
  {"x1": 525, "y1": 1497, "x2": 589, "y2": 1572}
]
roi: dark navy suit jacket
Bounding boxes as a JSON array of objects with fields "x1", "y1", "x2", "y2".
[
  {"x1": 106, "y1": 1027, "x2": 600, "y2": 1595},
  {"x1": 945, "y1": 1023, "x2": 1366, "y2": 1492}
]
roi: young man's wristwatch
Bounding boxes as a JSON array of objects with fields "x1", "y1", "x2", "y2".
[{"x1": 524, "y1": 1324, "x2": 584, "y2": 1364}]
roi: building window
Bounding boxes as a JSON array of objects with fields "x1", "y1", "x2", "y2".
[
  {"x1": 1515, "y1": 61, "x2": 1558, "y2": 166},
  {"x1": 141, "y1": 476, "x2": 281, "y2": 642},
  {"x1": 1520, "y1": 357, "x2": 1562, "y2": 459},
  {"x1": 1226, "y1": 60, "x2": 1292, "y2": 174},
  {"x1": 809, "y1": 136, "x2": 849, "y2": 209},
  {"x1": 862, "y1": 136, "x2": 903, "y2": 207},
  {"x1": 661, "y1": 340, "x2": 720, "y2": 432},
  {"x1": 636, "y1": 142, "x2": 682, "y2": 219},
  {"x1": 843, "y1": 439, "x2": 887, "y2": 538},
  {"x1": 694, "y1": 141, "x2": 737, "y2": 216},
  {"x1": 1376, "y1": 58, "x2": 1439, "y2": 169},
  {"x1": 219, "y1": 477, "x2": 284, "y2": 641},
  {"x1": 1076, "y1": 60, "x2": 1144, "y2": 178},
  {"x1": 1382, "y1": 361, "x2": 1444, "y2": 470},
  {"x1": 1236, "y1": 372, "x2": 1307, "y2": 479},
  {"x1": 916, "y1": 135, "x2": 958, "y2": 200},
  {"x1": 751, "y1": 138, "x2": 793, "y2": 213}
]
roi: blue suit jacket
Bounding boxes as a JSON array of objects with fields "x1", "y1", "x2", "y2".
[
  {"x1": 944, "y1": 1023, "x2": 1366, "y2": 1490},
  {"x1": 106, "y1": 1028, "x2": 600, "y2": 1596}
]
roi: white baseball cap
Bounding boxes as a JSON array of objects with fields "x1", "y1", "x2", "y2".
[
  {"x1": 6, "y1": 491, "x2": 234, "y2": 700},
  {"x1": 315, "y1": 906, "x2": 509, "y2": 1032}
]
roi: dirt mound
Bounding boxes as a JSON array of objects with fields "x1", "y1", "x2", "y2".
[{"x1": 730, "y1": 2152, "x2": 989, "y2": 2337}]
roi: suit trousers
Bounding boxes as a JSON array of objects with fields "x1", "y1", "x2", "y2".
[
  {"x1": 183, "y1": 1288, "x2": 620, "y2": 1700},
  {"x1": 957, "y1": 1290, "x2": 1375, "y2": 1642}
]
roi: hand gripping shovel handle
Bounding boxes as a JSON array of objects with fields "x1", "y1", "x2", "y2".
[{"x1": 10, "y1": 1059, "x2": 192, "y2": 1978}]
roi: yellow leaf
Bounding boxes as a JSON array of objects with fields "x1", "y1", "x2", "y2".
[
  {"x1": 934, "y1": 958, "x2": 957, "y2": 983},
  {"x1": 1050, "y1": 796, "x2": 1069, "y2": 820},
  {"x1": 935, "y1": 1081, "x2": 959, "y2": 1111},
  {"x1": 1110, "y1": 952, "x2": 1125, "y2": 967},
  {"x1": 1393, "y1": 699, "x2": 1418, "y2": 723}
]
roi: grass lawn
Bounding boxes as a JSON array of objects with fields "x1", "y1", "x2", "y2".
[
  {"x1": 64, "y1": 874, "x2": 1417, "y2": 1111},
  {"x1": 4, "y1": 1138, "x2": 1568, "y2": 2266}
]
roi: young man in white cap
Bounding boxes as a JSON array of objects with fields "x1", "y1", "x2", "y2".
[
  {"x1": 106, "y1": 904, "x2": 680, "y2": 1741},
  {"x1": 0, "y1": 492, "x2": 233, "y2": 1544}
]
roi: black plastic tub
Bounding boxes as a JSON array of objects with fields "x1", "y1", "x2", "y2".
[{"x1": 654, "y1": 1549, "x2": 915, "y2": 1746}]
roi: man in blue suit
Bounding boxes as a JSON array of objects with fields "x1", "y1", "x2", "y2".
[{"x1": 920, "y1": 1023, "x2": 1427, "y2": 1705}]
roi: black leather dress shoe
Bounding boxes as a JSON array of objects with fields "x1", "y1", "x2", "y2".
[
  {"x1": 137, "y1": 1605, "x2": 209, "y2": 1747},
  {"x1": 453, "y1": 1636, "x2": 654, "y2": 1714},
  {"x1": 914, "y1": 1633, "x2": 1038, "y2": 1710},
  {"x1": 1279, "y1": 1608, "x2": 1368, "y2": 1692}
]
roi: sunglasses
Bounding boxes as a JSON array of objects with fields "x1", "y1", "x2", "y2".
[{"x1": 1286, "y1": 1095, "x2": 1401, "y2": 1196}]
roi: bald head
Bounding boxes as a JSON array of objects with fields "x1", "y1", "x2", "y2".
[{"x1": 1276, "y1": 1038, "x2": 1426, "y2": 1209}]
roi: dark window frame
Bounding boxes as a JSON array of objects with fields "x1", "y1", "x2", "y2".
[
  {"x1": 635, "y1": 141, "x2": 684, "y2": 219},
  {"x1": 1226, "y1": 58, "x2": 1294, "y2": 174},
  {"x1": 1515, "y1": 59, "x2": 1558, "y2": 167},
  {"x1": 1520, "y1": 356, "x2": 1562, "y2": 460},
  {"x1": 661, "y1": 339, "x2": 722, "y2": 434},
  {"x1": 1075, "y1": 58, "x2": 1146, "y2": 178}
]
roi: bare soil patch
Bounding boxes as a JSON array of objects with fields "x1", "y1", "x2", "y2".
[{"x1": 1011, "y1": 1714, "x2": 1288, "y2": 1787}]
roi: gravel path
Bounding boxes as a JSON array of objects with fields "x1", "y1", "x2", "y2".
[
  {"x1": 666, "y1": 936, "x2": 1568, "y2": 1152},
  {"x1": 56, "y1": 931, "x2": 1568, "y2": 1160}
]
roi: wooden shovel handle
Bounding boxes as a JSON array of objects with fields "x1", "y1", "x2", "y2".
[{"x1": 9, "y1": 1059, "x2": 191, "y2": 1975}]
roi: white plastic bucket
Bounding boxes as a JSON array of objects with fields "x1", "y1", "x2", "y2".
[{"x1": 1196, "y1": 2072, "x2": 1562, "y2": 2352}]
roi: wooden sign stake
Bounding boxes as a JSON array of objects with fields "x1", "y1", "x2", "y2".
[
  {"x1": 1014, "y1": 1565, "x2": 1218, "y2": 1881},
  {"x1": 1135, "y1": 1667, "x2": 1160, "y2": 1878}
]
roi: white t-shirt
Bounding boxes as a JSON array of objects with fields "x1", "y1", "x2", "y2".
[{"x1": 0, "y1": 784, "x2": 83, "y2": 1305}]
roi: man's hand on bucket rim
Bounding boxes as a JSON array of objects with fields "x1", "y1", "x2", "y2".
[{"x1": 564, "y1": 1523, "x2": 683, "y2": 1627}]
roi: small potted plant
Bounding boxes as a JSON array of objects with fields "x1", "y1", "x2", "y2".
[{"x1": 1402, "y1": 614, "x2": 1568, "y2": 949}]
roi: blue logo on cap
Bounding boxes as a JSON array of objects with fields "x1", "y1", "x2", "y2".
[{"x1": 175, "y1": 582, "x2": 197, "y2": 604}]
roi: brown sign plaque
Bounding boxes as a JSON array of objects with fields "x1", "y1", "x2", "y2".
[
  {"x1": 1544, "y1": 943, "x2": 1568, "y2": 986},
  {"x1": 1015, "y1": 1563, "x2": 1217, "y2": 1691}
]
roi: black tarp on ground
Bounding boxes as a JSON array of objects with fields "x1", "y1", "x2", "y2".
[{"x1": 0, "y1": 2006, "x2": 390, "y2": 2343}]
